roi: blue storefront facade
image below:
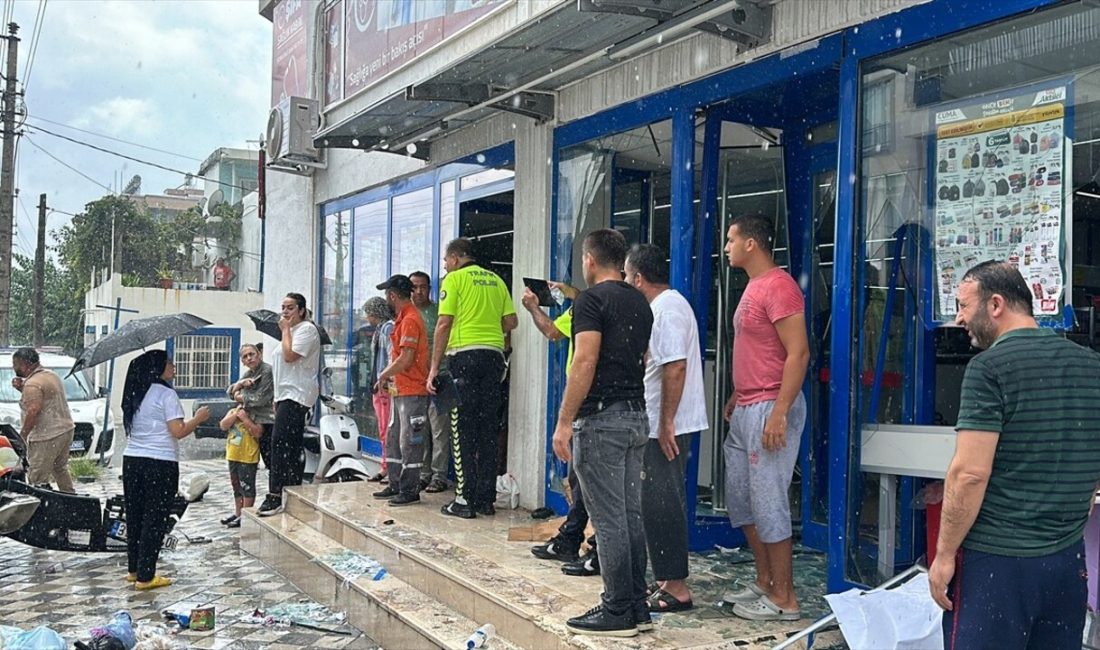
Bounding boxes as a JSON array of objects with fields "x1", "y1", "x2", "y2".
[{"x1": 283, "y1": 0, "x2": 1100, "y2": 592}]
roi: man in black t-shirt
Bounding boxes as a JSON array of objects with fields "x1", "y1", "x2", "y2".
[{"x1": 552, "y1": 228, "x2": 653, "y2": 638}]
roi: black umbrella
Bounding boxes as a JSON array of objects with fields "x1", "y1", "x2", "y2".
[
  {"x1": 69, "y1": 313, "x2": 213, "y2": 375},
  {"x1": 246, "y1": 309, "x2": 333, "y2": 346}
]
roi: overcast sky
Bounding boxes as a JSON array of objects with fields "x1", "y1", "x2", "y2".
[{"x1": 9, "y1": 0, "x2": 270, "y2": 257}]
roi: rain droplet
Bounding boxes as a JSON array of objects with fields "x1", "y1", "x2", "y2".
[
  {"x1": 476, "y1": 153, "x2": 486, "y2": 163},
  {"x1": 406, "y1": 143, "x2": 417, "y2": 155},
  {"x1": 895, "y1": 27, "x2": 903, "y2": 39},
  {"x1": 656, "y1": 33, "x2": 664, "y2": 45}
]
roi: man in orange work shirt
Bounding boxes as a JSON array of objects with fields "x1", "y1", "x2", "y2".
[{"x1": 372, "y1": 274, "x2": 431, "y2": 507}]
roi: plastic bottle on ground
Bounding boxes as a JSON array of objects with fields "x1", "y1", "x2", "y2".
[{"x1": 465, "y1": 623, "x2": 496, "y2": 649}]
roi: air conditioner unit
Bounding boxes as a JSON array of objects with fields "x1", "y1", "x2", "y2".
[{"x1": 266, "y1": 96, "x2": 322, "y2": 165}]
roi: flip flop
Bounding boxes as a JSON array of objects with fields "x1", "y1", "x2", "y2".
[
  {"x1": 647, "y1": 588, "x2": 694, "y2": 613},
  {"x1": 732, "y1": 594, "x2": 800, "y2": 621}
]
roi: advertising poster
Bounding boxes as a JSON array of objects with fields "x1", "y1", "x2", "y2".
[
  {"x1": 933, "y1": 86, "x2": 1068, "y2": 319},
  {"x1": 343, "y1": 0, "x2": 508, "y2": 101},
  {"x1": 272, "y1": 0, "x2": 308, "y2": 107},
  {"x1": 325, "y1": 1, "x2": 345, "y2": 106}
]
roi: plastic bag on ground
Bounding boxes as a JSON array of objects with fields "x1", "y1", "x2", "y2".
[
  {"x1": 180, "y1": 473, "x2": 210, "y2": 502},
  {"x1": 495, "y1": 473, "x2": 520, "y2": 509},
  {"x1": 824, "y1": 572, "x2": 943, "y2": 650},
  {"x1": 3, "y1": 626, "x2": 67, "y2": 650}
]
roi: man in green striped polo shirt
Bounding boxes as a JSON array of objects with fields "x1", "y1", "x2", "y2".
[{"x1": 929, "y1": 260, "x2": 1100, "y2": 650}]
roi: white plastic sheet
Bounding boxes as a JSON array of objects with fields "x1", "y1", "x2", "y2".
[{"x1": 824, "y1": 572, "x2": 944, "y2": 650}]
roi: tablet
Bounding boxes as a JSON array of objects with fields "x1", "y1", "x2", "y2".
[{"x1": 522, "y1": 277, "x2": 557, "y2": 307}]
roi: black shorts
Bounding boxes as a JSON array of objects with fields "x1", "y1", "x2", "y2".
[{"x1": 228, "y1": 460, "x2": 258, "y2": 498}]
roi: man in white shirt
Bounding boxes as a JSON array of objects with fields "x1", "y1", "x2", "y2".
[
  {"x1": 625, "y1": 244, "x2": 709, "y2": 614},
  {"x1": 258, "y1": 292, "x2": 321, "y2": 517}
]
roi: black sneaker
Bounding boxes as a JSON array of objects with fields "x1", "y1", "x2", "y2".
[
  {"x1": 256, "y1": 494, "x2": 283, "y2": 517},
  {"x1": 475, "y1": 503, "x2": 496, "y2": 516},
  {"x1": 566, "y1": 604, "x2": 637, "y2": 637},
  {"x1": 389, "y1": 494, "x2": 420, "y2": 507},
  {"x1": 634, "y1": 602, "x2": 653, "y2": 632},
  {"x1": 562, "y1": 551, "x2": 600, "y2": 576},
  {"x1": 373, "y1": 486, "x2": 398, "y2": 500},
  {"x1": 531, "y1": 537, "x2": 579, "y2": 562},
  {"x1": 440, "y1": 500, "x2": 476, "y2": 519},
  {"x1": 220, "y1": 513, "x2": 239, "y2": 525}
]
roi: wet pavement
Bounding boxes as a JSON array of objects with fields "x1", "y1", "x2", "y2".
[{"x1": 0, "y1": 450, "x2": 377, "y2": 649}]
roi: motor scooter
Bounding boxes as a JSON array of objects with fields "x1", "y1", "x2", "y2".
[{"x1": 303, "y1": 369, "x2": 373, "y2": 483}]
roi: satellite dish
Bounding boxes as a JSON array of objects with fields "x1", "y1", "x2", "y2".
[
  {"x1": 266, "y1": 106, "x2": 283, "y2": 159},
  {"x1": 208, "y1": 189, "x2": 225, "y2": 211}
]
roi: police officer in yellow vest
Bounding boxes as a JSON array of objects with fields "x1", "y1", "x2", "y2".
[{"x1": 427, "y1": 238, "x2": 518, "y2": 519}]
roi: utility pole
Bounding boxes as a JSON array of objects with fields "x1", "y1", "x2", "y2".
[
  {"x1": 33, "y1": 193, "x2": 46, "y2": 346},
  {"x1": 0, "y1": 23, "x2": 19, "y2": 346}
]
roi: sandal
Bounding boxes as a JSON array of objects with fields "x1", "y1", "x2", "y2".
[
  {"x1": 722, "y1": 582, "x2": 767, "y2": 604},
  {"x1": 125, "y1": 572, "x2": 137, "y2": 583},
  {"x1": 135, "y1": 575, "x2": 173, "y2": 591},
  {"x1": 732, "y1": 595, "x2": 800, "y2": 621},
  {"x1": 645, "y1": 581, "x2": 661, "y2": 597},
  {"x1": 647, "y1": 588, "x2": 694, "y2": 613}
]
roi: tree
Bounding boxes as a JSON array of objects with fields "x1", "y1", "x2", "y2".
[
  {"x1": 8, "y1": 253, "x2": 84, "y2": 353},
  {"x1": 54, "y1": 196, "x2": 165, "y2": 287}
]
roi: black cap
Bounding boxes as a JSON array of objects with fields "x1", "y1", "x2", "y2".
[{"x1": 376, "y1": 274, "x2": 414, "y2": 293}]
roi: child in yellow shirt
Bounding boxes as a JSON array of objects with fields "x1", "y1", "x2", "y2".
[{"x1": 219, "y1": 406, "x2": 262, "y2": 528}]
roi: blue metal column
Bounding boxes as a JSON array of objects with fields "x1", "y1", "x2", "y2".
[
  {"x1": 693, "y1": 113, "x2": 721, "y2": 340},
  {"x1": 670, "y1": 110, "x2": 695, "y2": 296},
  {"x1": 827, "y1": 41, "x2": 861, "y2": 593}
]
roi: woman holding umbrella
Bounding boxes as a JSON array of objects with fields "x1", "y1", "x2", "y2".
[
  {"x1": 121, "y1": 350, "x2": 210, "y2": 590},
  {"x1": 257, "y1": 292, "x2": 321, "y2": 517}
]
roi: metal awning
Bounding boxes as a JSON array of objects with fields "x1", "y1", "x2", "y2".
[{"x1": 314, "y1": 0, "x2": 771, "y2": 159}]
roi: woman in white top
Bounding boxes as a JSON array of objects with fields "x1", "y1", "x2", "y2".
[
  {"x1": 121, "y1": 349, "x2": 209, "y2": 590},
  {"x1": 257, "y1": 292, "x2": 321, "y2": 517}
]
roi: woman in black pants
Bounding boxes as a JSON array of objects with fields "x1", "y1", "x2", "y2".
[
  {"x1": 257, "y1": 292, "x2": 321, "y2": 517},
  {"x1": 121, "y1": 350, "x2": 209, "y2": 590}
]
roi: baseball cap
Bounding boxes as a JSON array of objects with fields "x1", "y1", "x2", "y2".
[{"x1": 376, "y1": 274, "x2": 414, "y2": 293}]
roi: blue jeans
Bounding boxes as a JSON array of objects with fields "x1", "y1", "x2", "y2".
[{"x1": 572, "y1": 406, "x2": 648, "y2": 614}]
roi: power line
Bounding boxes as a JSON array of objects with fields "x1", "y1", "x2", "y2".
[
  {"x1": 28, "y1": 123, "x2": 255, "y2": 194},
  {"x1": 24, "y1": 135, "x2": 115, "y2": 194},
  {"x1": 25, "y1": 115, "x2": 202, "y2": 161},
  {"x1": 20, "y1": 0, "x2": 45, "y2": 93}
]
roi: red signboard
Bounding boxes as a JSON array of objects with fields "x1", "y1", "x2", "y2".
[
  {"x1": 339, "y1": 0, "x2": 508, "y2": 104},
  {"x1": 272, "y1": 0, "x2": 309, "y2": 107}
]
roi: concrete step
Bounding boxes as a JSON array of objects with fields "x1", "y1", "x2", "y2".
[
  {"x1": 275, "y1": 482, "x2": 834, "y2": 649},
  {"x1": 242, "y1": 508, "x2": 525, "y2": 650}
]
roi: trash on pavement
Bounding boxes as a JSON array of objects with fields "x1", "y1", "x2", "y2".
[
  {"x1": 262, "y1": 600, "x2": 349, "y2": 633},
  {"x1": 824, "y1": 571, "x2": 943, "y2": 650},
  {"x1": 466, "y1": 623, "x2": 496, "y2": 649},
  {"x1": 161, "y1": 604, "x2": 216, "y2": 631},
  {"x1": 315, "y1": 549, "x2": 387, "y2": 583},
  {"x1": 0, "y1": 625, "x2": 67, "y2": 650},
  {"x1": 75, "y1": 611, "x2": 136, "y2": 650}
]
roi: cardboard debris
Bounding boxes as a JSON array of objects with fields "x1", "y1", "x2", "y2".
[{"x1": 507, "y1": 517, "x2": 565, "y2": 542}]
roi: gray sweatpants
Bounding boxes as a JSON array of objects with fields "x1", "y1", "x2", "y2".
[
  {"x1": 419, "y1": 399, "x2": 450, "y2": 483},
  {"x1": 386, "y1": 396, "x2": 429, "y2": 498},
  {"x1": 722, "y1": 394, "x2": 806, "y2": 544}
]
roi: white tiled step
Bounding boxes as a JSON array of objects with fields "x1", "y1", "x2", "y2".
[{"x1": 242, "y1": 509, "x2": 525, "y2": 650}]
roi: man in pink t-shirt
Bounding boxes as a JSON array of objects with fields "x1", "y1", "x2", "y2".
[{"x1": 720, "y1": 213, "x2": 809, "y2": 622}]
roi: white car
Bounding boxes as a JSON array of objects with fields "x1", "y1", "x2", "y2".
[{"x1": 0, "y1": 349, "x2": 117, "y2": 465}]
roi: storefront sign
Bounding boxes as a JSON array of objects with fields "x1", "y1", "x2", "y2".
[
  {"x1": 329, "y1": 0, "x2": 509, "y2": 105},
  {"x1": 932, "y1": 85, "x2": 1068, "y2": 319},
  {"x1": 272, "y1": 0, "x2": 309, "y2": 107}
]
